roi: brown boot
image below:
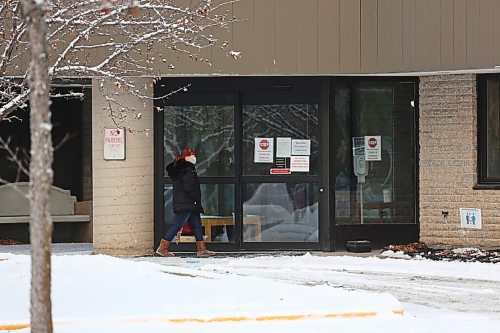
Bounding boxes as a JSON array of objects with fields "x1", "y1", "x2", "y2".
[
  {"x1": 196, "y1": 241, "x2": 215, "y2": 257},
  {"x1": 155, "y1": 239, "x2": 174, "y2": 257}
]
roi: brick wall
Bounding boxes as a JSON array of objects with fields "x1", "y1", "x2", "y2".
[
  {"x1": 419, "y1": 74, "x2": 500, "y2": 248},
  {"x1": 92, "y1": 78, "x2": 154, "y2": 256}
]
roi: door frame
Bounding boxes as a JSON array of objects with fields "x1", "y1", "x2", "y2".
[{"x1": 154, "y1": 77, "x2": 328, "y2": 252}]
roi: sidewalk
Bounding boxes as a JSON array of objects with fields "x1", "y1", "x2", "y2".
[{"x1": 0, "y1": 243, "x2": 381, "y2": 258}]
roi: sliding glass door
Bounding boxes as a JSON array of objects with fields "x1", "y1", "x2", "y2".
[
  {"x1": 161, "y1": 93, "x2": 238, "y2": 246},
  {"x1": 242, "y1": 103, "x2": 320, "y2": 243}
]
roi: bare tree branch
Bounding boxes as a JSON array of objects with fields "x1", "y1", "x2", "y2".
[{"x1": 1, "y1": 0, "x2": 239, "y2": 122}]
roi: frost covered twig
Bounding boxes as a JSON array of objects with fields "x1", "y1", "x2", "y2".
[{"x1": 1, "y1": 0, "x2": 239, "y2": 122}]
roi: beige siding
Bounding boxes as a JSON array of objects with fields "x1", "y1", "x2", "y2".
[
  {"x1": 360, "y1": 0, "x2": 377, "y2": 73},
  {"x1": 466, "y1": 0, "x2": 481, "y2": 68},
  {"x1": 339, "y1": 0, "x2": 360, "y2": 73},
  {"x1": 414, "y1": 0, "x2": 428, "y2": 69},
  {"x1": 297, "y1": 0, "x2": 318, "y2": 74},
  {"x1": 402, "y1": 0, "x2": 416, "y2": 70},
  {"x1": 275, "y1": 0, "x2": 296, "y2": 73},
  {"x1": 419, "y1": 74, "x2": 500, "y2": 248},
  {"x1": 440, "y1": 0, "x2": 454, "y2": 68},
  {"x1": 5, "y1": 0, "x2": 500, "y2": 77},
  {"x1": 232, "y1": 0, "x2": 254, "y2": 74},
  {"x1": 253, "y1": 0, "x2": 275, "y2": 73},
  {"x1": 453, "y1": 0, "x2": 467, "y2": 68},
  {"x1": 92, "y1": 78, "x2": 154, "y2": 256},
  {"x1": 378, "y1": 0, "x2": 403, "y2": 72},
  {"x1": 479, "y1": 0, "x2": 495, "y2": 66},
  {"x1": 317, "y1": 0, "x2": 340, "y2": 73},
  {"x1": 495, "y1": 1, "x2": 500, "y2": 61},
  {"x1": 194, "y1": 0, "x2": 500, "y2": 75}
]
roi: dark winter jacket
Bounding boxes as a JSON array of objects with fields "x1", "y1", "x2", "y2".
[{"x1": 166, "y1": 159, "x2": 204, "y2": 213}]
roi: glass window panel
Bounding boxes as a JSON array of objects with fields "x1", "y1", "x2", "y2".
[
  {"x1": 242, "y1": 104, "x2": 319, "y2": 176},
  {"x1": 163, "y1": 184, "x2": 235, "y2": 243},
  {"x1": 243, "y1": 183, "x2": 319, "y2": 242},
  {"x1": 163, "y1": 105, "x2": 234, "y2": 177},
  {"x1": 333, "y1": 82, "x2": 416, "y2": 224},
  {"x1": 486, "y1": 79, "x2": 500, "y2": 181}
]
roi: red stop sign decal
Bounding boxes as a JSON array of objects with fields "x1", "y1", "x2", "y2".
[
  {"x1": 368, "y1": 137, "x2": 377, "y2": 148},
  {"x1": 259, "y1": 139, "x2": 269, "y2": 150}
]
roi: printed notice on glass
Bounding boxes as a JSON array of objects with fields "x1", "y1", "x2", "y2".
[
  {"x1": 460, "y1": 208, "x2": 482, "y2": 229},
  {"x1": 254, "y1": 138, "x2": 274, "y2": 163},
  {"x1": 104, "y1": 127, "x2": 126, "y2": 160},
  {"x1": 291, "y1": 139, "x2": 311, "y2": 155},
  {"x1": 290, "y1": 156, "x2": 310, "y2": 172},
  {"x1": 276, "y1": 137, "x2": 292, "y2": 157},
  {"x1": 364, "y1": 136, "x2": 381, "y2": 161}
]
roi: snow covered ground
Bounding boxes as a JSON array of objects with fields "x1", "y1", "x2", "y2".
[{"x1": 0, "y1": 244, "x2": 499, "y2": 333}]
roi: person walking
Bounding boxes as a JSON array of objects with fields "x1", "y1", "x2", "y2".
[{"x1": 156, "y1": 148, "x2": 215, "y2": 257}]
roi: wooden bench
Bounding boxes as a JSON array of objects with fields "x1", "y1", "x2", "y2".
[{"x1": 0, "y1": 182, "x2": 92, "y2": 242}]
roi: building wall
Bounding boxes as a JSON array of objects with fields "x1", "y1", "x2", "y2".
[
  {"x1": 419, "y1": 74, "x2": 500, "y2": 248},
  {"x1": 154, "y1": 0, "x2": 500, "y2": 76},
  {"x1": 91, "y1": 78, "x2": 154, "y2": 256},
  {"x1": 6, "y1": 0, "x2": 500, "y2": 77}
]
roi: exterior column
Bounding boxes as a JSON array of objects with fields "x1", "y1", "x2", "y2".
[{"x1": 92, "y1": 77, "x2": 154, "y2": 256}]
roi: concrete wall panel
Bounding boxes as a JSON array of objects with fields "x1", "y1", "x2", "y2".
[{"x1": 92, "y1": 78, "x2": 154, "y2": 256}]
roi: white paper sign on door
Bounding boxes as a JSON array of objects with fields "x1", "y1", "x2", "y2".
[
  {"x1": 290, "y1": 156, "x2": 310, "y2": 172},
  {"x1": 364, "y1": 136, "x2": 381, "y2": 161},
  {"x1": 276, "y1": 137, "x2": 292, "y2": 157},
  {"x1": 291, "y1": 139, "x2": 311, "y2": 155},
  {"x1": 254, "y1": 138, "x2": 274, "y2": 163}
]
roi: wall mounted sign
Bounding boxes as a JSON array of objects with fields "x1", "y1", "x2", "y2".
[
  {"x1": 104, "y1": 127, "x2": 126, "y2": 160},
  {"x1": 460, "y1": 208, "x2": 482, "y2": 229},
  {"x1": 364, "y1": 135, "x2": 381, "y2": 161},
  {"x1": 254, "y1": 137, "x2": 274, "y2": 163}
]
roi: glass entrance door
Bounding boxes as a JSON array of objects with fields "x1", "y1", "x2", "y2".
[
  {"x1": 156, "y1": 78, "x2": 323, "y2": 251},
  {"x1": 242, "y1": 103, "x2": 320, "y2": 243},
  {"x1": 161, "y1": 93, "x2": 238, "y2": 247}
]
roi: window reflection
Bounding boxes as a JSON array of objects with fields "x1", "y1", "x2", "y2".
[
  {"x1": 243, "y1": 104, "x2": 319, "y2": 176},
  {"x1": 485, "y1": 79, "x2": 500, "y2": 181},
  {"x1": 163, "y1": 105, "x2": 234, "y2": 177},
  {"x1": 333, "y1": 82, "x2": 416, "y2": 224},
  {"x1": 163, "y1": 184, "x2": 235, "y2": 243},
  {"x1": 243, "y1": 183, "x2": 319, "y2": 242}
]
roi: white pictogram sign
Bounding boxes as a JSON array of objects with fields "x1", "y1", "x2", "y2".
[{"x1": 460, "y1": 208, "x2": 482, "y2": 229}]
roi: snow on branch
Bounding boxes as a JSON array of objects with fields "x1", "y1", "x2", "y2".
[{"x1": 0, "y1": 0, "x2": 239, "y2": 122}]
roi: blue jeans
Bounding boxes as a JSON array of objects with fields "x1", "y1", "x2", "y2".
[{"x1": 164, "y1": 211, "x2": 204, "y2": 242}]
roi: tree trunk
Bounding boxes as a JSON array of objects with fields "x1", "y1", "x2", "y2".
[{"x1": 21, "y1": 1, "x2": 54, "y2": 332}]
